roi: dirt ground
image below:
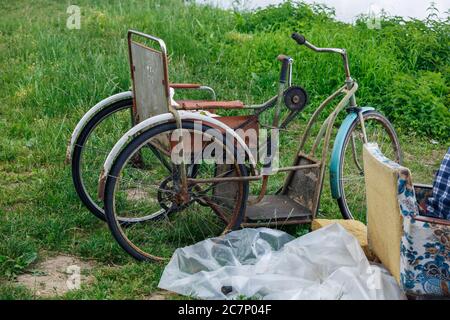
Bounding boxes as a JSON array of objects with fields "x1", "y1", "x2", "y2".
[
  {"x1": 16, "y1": 255, "x2": 95, "y2": 297},
  {"x1": 145, "y1": 290, "x2": 178, "y2": 300}
]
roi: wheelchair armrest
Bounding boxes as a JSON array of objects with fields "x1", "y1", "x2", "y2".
[
  {"x1": 169, "y1": 83, "x2": 201, "y2": 89},
  {"x1": 178, "y1": 100, "x2": 244, "y2": 110},
  {"x1": 169, "y1": 84, "x2": 216, "y2": 100}
]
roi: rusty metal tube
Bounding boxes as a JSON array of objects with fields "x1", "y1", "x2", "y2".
[{"x1": 247, "y1": 176, "x2": 269, "y2": 206}]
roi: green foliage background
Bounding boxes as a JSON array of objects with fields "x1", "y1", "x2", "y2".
[{"x1": 231, "y1": 1, "x2": 450, "y2": 140}]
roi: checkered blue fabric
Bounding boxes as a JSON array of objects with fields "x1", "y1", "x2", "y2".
[{"x1": 427, "y1": 147, "x2": 450, "y2": 220}]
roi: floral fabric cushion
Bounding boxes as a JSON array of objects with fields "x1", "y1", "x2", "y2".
[
  {"x1": 396, "y1": 168, "x2": 450, "y2": 296},
  {"x1": 401, "y1": 217, "x2": 450, "y2": 296}
]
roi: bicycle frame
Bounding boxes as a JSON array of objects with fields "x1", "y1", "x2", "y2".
[
  {"x1": 185, "y1": 35, "x2": 369, "y2": 221},
  {"x1": 188, "y1": 81, "x2": 360, "y2": 220}
]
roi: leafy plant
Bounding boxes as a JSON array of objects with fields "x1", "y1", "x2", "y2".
[
  {"x1": 385, "y1": 71, "x2": 450, "y2": 140},
  {"x1": 0, "y1": 252, "x2": 37, "y2": 279}
]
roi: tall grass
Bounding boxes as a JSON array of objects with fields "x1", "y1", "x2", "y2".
[{"x1": 0, "y1": 0, "x2": 448, "y2": 298}]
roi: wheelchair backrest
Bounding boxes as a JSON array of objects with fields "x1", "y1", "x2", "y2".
[{"x1": 128, "y1": 30, "x2": 171, "y2": 123}]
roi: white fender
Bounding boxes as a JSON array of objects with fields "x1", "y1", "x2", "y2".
[
  {"x1": 98, "y1": 111, "x2": 258, "y2": 197},
  {"x1": 65, "y1": 91, "x2": 133, "y2": 162}
]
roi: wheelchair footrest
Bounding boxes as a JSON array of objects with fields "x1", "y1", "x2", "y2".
[{"x1": 246, "y1": 195, "x2": 312, "y2": 222}]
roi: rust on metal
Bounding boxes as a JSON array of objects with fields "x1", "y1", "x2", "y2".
[
  {"x1": 187, "y1": 162, "x2": 321, "y2": 185},
  {"x1": 283, "y1": 154, "x2": 320, "y2": 214},
  {"x1": 247, "y1": 175, "x2": 268, "y2": 206},
  {"x1": 178, "y1": 100, "x2": 244, "y2": 110},
  {"x1": 169, "y1": 83, "x2": 202, "y2": 89},
  {"x1": 95, "y1": 31, "x2": 364, "y2": 228},
  {"x1": 244, "y1": 195, "x2": 312, "y2": 224},
  {"x1": 97, "y1": 169, "x2": 107, "y2": 200}
]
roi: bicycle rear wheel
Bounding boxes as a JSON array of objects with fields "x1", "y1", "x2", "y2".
[
  {"x1": 104, "y1": 121, "x2": 249, "y2": 261},
  {"x1": 337, "y1": 110, "x2": 402, "y2": 221}
]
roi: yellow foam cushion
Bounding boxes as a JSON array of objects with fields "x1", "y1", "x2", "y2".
[
  {"x1": 363, "y1": 144, "x2": 403, "y2": 283},
  {"x1": 311, "y1": 219, "x2": 374, "y2": 261}
]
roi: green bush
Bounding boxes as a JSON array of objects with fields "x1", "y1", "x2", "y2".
[
  {"x1": 229, "y1": 1, "x2": 450, "y2": 141},
  {"x1": 386, "y1": 71, "x2": 450, "y2": 140}
]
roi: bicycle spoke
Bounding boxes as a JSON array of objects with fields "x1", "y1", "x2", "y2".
[
  {"x1": 105, "y1": 123, "x2": 248, "y2": 260},
  {"x1": 339, "y1": 113, "x2": 400, "y2": 221}
]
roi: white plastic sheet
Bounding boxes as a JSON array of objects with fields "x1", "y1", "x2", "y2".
[{"x1": 158, "y1": 223, "x2": 405, "y2": 300}]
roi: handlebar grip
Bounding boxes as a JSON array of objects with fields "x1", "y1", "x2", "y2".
[
  {"x1": 291, "y1": 32, "x2": 306, "y2": 45},
  {"x1": 277, "y1": 54, "x2": 290, "y2": 84}
]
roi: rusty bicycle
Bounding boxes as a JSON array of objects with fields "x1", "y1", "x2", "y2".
[{"x1": 67, "y1": 30, "x2": 401, "y2": 261}]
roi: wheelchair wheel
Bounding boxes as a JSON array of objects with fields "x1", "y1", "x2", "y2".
[
  {"x1": 337, "y1": 110, "x2": 402, "y2": 221},
  {"x1": 71, "y1": 98, "x2": 136, "y2": 222},
  {"x1": 104, "y1": 121, "x2": 249, "y2": 261}
]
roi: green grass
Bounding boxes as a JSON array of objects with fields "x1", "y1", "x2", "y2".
[{"x1": 0, "y1": 0, "x2": 448, "y2": 299}]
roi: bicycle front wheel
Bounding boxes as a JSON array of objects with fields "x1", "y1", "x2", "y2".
[{"x1": 336, "y1": 110, "x2": 402, "y2": 221}]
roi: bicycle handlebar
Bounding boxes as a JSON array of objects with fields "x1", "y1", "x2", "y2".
[
  {"x1": 291, "y1": 32, "x2": 306, "y2": 45},
  {"x1": 291, "y1": 32, "x2": 351, "y2": 79},
  {"x1": 291, "y1": 32, "x2": 346, "y2": 55}
]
